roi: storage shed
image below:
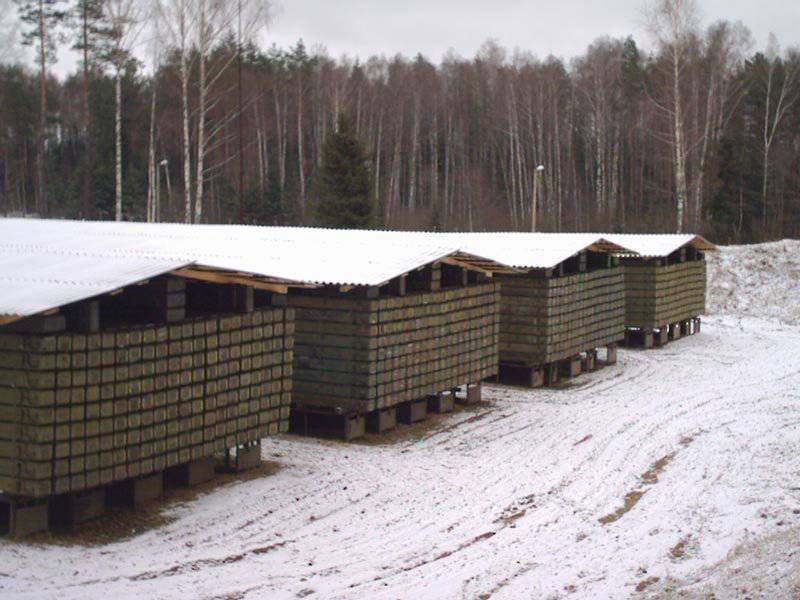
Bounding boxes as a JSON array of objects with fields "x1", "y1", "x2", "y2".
[
  {"x1": 605, "y1": 234, "x2": 715, "y2": 348},
  {"x1": 281, "y1": 237, "x2": 511, "y2": 440},
  {"x1": 442, "y1": 234, "x2": 630, "y2": 387},
  {"x1": 0, "y1": 219, "x2": 303, "y2": 536}
]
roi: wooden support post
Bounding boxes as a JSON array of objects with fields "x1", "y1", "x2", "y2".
[{"x1": 366, "y1": 408, "x2": 397, "y2": 434}]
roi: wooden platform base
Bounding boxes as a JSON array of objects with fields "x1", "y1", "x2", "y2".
[{"x1": 624, "y1": 318, "x2": 701, "y2": 349}]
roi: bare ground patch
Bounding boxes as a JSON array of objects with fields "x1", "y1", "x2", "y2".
[
  {"x1": 21, "y1": 461, "x2": 283, "y2": 547},
  {"x1": 600, "y1": 435, "x2": 695, "y2": 525}
]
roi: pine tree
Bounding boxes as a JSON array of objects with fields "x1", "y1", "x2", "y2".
[
  {"x1": 16, "y1": 0, "x2": 68, "y2": 214},
  {"x1": 316, "y1": 114, "x2": 373, "y2": 229}
]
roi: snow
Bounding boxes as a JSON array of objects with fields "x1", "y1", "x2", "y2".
[
  {"x1": 1, "y1": 241, "x2": 799, "y2": 599},
  {"x1": 707, "y1": 239, "x2": 800, "y2": 324}
]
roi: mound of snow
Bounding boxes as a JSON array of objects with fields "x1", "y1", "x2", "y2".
[{"x1": 707, "y1": 239, "x2": 800, "y2": 323}]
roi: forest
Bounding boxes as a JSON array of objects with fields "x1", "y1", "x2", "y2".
[{"x1": 0, "y1": 0, "x2": 798, "y2": 242}]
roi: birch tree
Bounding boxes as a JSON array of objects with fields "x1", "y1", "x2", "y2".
[
  {"x1": 645, "y1": 0, "x2": 699, "y2": 233},
  {"x1": 100, "y1": 0, "x2": 144, "y2": 221},
  {"x1": 757, "y1": 36, "x2": 799, "y2": 232},
  {"x1": 192, "y1": 0, "x2": 270, "y2": 223},
  {"x1": 154, "y1": 0, "x2": 193, "y2": 222}
]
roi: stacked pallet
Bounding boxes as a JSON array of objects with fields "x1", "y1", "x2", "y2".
[
  {"x1": 498, "y1": 267, "x2": 625, "y2": 366},
  {"x1": 0, "y1": 308, "x2": 293, "y2": 498},
  {"x1": 623, "y1": 260, "x2": 706, "y2": 330},
  {"x1": 291, "y1": 283, "x2": 499, "y2": 414}
]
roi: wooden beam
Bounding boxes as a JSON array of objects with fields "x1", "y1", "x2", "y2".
[
  {"x1": 439, "y1": 256, "x2": 495, "y2": 277},
  {"x1": 0, "y1": 314, "x2": 22, "y2": 326},
  {"x1": 172, "y1": 267, "x2": 296, "y2": 295}
]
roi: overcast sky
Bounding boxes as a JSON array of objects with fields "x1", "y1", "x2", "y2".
[
  {"x1": 265, "y1": 0, "x2": 797, "y2": 61},
  {"x1": 10, "y1": 0, "x2": 800, "y2": 76}
]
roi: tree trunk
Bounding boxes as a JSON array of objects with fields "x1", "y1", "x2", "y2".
[{"x1": 114, "y1": 67, "x2": 123, "y2": 221}]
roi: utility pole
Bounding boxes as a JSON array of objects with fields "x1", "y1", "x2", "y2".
[{"x1": 531, "y1": 164, "x2": 544, "y2": 232}]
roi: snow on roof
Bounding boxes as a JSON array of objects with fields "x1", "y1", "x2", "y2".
[
  {"x1": 0, "y1": 249, "x2": 192, "y2": 323},
  {"x1": 0, "y1": 219, "x2": 513, "y2": 321},
  {"x1": 603, "y1": 234, "x2": 716, "y2": 257},
  {"x1": 235, "y1": 228, "x2": 629, "y2": 270}
]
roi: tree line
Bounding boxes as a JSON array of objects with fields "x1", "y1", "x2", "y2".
[{"x1": 0, "y1": 0, "x2": 798, "y2": 242}]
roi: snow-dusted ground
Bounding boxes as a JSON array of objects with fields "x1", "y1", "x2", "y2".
[{"x1": 1, "y1": 243, "x2": 799, "y2": 600}]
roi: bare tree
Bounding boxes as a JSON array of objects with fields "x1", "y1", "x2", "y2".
[
  {"x1": 645, "y1": 0, "x2": 700, "y2": 232},
  {"x1": 758, "y1": 35, "x2": 800, "y2": 232},
  {"x1": 100, "y1": 0, "x2": 145, "y2": 221},
  {"x1": 192, "y1": 0, "x2": 270, "y2": 223},
  {"x1": 154, "y1": 0, "x2": 193, "y2": 223}
]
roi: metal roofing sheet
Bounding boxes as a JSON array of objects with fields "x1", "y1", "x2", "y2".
[
  {"x1": 228, "y1": 228, "x2": 627, "y2": 270},
  {"x1": 0, "y1": 219, "x2": 503, "y2": 312},
  {"x1": 0, "y1": 248, "x2": 191, "y2": 321},
  {"x1": 603, "y1": 234, "x2": 716, "y2": 257}
]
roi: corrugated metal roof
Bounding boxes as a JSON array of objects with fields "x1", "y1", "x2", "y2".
[
  {"x1": 0, "y1": 249, "x2": 192, "y2": 322},
  {"x1": 0, "y1": 220, "x2": 514, "y2": 321},
  {"x1": 603, "y1": 234, "x2": 716, "y2": 257},
  {"x1": 228, "y1": 228, "x2": 629, "y2": 270}
]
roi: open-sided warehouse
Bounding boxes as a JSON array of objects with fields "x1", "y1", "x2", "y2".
[
  {"x1": 438, "y1": 234, "x2": 630, "y2": 387},
  {"x1": 0, "y1": 219, "x2": 303, "y2": 537},
  {"x1": 605, "y1": 234, "x2": 715, "y2": 348}
]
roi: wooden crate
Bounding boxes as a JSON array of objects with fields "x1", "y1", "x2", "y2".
[
  {"x1": 497, "y1": 267, "x2": 625, "y2": 366},
  {"x1": 290, "y1": 283, "x2": 500, "y2": 413},
  {"x1": 0, "y1": 307, "x2": 294, "y2": 498},
  {"x1": 622, "y1": 259, "x2": 706, "y2": 330}
]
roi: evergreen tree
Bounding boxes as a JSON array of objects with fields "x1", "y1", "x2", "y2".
[{"x1": 315, "y1": 114, "x2": 373, "y2": 229}]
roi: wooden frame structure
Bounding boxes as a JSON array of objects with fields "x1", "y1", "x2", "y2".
[
  {"x1": 496, "y1": 249, "x2": 625, "y2": 387},
  {"x1": 0, "y1": 271, "x2": 295, "y2": 536},
  {"x1": 288, "y1": 260, "x2": 500, "y2": 440}
]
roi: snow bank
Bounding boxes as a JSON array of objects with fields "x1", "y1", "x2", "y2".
[{"x1": 707, "y1": 239, "x2": 800, "y2": 323}]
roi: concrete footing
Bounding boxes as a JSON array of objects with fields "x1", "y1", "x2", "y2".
[
  {"x1": 606, "y1": 343, "x2": 618, "y2": 365},
  {"x1": 559, "y1": 355, "x2": 582, "y2": 378},
  {"x1": 289, "y1": 410, "x2": 365, "y2": 440},
  {"x1": 50, "y1": 488, "x2": 106, "y2": 529},
  {"x1": 398, "y1": 399, "x2": 427, "y2": 424},
  {"x1": 427, "y1": 391, "x2": 454, "y2": 414},
  {"x1": 366, "y1": 408, "x2": 397, "y2": 434},
  {"x1": 654, "y1": 326, "x2": 669, "y2": 347},
  {"x1": 109, "y1": 472, "x2": 164, "y2": 507},
  {"x1": 582, "y1": 350, "x2": 598, "y2": 372},
  {"x1": 0, "y1": 496, "x2": 49, "y2": 537},
  {"x1": 166, "y1": 458, "x2": 215, "y2": 487},
  {"x1": 231, "y1": 444, "x2": 262, "y2": 472}
]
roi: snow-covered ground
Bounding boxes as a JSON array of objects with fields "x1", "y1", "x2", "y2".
[{"x1": 1, "y1": 242, "x2": 799, "y2": 600}]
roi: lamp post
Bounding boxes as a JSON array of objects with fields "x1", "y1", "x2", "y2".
[
  {"x1": 159, "y1": 159, "x2": 171, "y2": 222},
  {"x1": 531, "y1": 164, "x2": 545, "y2": 232}
]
